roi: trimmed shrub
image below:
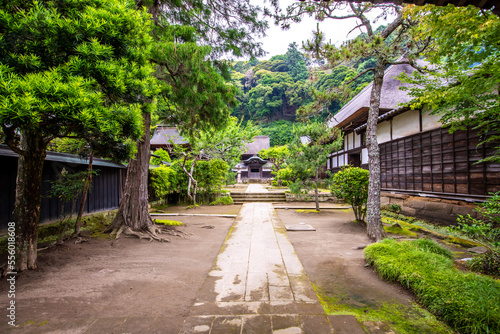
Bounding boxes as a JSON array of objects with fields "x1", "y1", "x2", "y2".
[
  {"x1": 365, "y1": 239, "x2": 500, "y2": 334},
  {"x1": 331, "y1": 166, "x2": 369, "y2": 222},
  {"x1": 210, "y1": 196, "x2": 234, "y2": 206}
]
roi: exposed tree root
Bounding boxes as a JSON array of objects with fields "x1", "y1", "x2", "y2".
[{"x1": 111, "y1": 224, "x2": 172, "y2": 242}]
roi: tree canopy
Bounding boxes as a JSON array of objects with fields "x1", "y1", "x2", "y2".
[{"x1": 401, "y1": 5, "x2": 500, "y2": 162}]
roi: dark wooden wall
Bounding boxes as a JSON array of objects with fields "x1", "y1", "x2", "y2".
[
  {"x1": 0, "y1": 155, "x2": 124, "y2": 230},
  {"x1": 380, "y1": 127, "x2": 500, "y2": 197}
]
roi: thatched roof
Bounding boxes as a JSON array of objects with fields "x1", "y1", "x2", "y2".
[
  {"x1": 244, "y1": 136, "x2": 270, "y2": 155},
  {"x1": 328, "y1": 62, "x2": 421, "y2": 132},
  {"x1": 299, "y1": 0, "x2": 499, "y2": 15},
  {"x1": 150, "y1": 126, "x2": 188, "y2": 147}
]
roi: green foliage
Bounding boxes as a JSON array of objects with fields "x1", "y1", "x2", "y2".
[
  {"x1": 289, "y1": 180, "x2": 307, "y2": 195},
  {"x1": 259, "y1": 120, "x2": 297, "y2": 146},
  {"x1": 388, "y1": 204, "x2": 402, "y2": 214},
  {"x1": 158, "y1": 0, "x2": 269, "y2": 59},
  {"x1": 259, "y1": 145, "x2": 290, "y2": 184},
  {"x1": 288, "y1": 122, "x2": 342, "y2": 208},
  {"x1": 196, "y1": 116, "x2": 260, "y2": 168},
  {"x1": 152, "y1": 25, "x2": 237, "y2": 137},
  {"x1": 150, "y1": 159, "x2": 229, "y2": 200},
  {"x1": 452, "y1": 192, "x2": 500, "y2": 276},
  {"x1": 150, "y1": 165, "x2": 176, "y2": 199},
  {"x1": 365, "y1": 238, "x2": 500, "y2": 334},
  {"x1": 331, "y1": 166, "x2": 369, "y2": 222},
  {"x1": 401, "y1": 5, "x2": 500, "y2": 162},
  {"x1": 150, "y1": 148, "x2": 171, "y2": 166},
  {"x1": 0, "y1": 0, "x2": 153, "y2": 150},
  {"x1": 210, "y1": 196, "x2": 234, "y2": 206},
  {"x1": 285, "y1": 42, "x2": 308, "y2": 82},
  {"x1": 47, "y1": 169, "x2": 93, "y2": 206}
]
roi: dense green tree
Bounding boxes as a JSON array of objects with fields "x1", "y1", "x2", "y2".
[
  {"x1": 0, "y1": 0, "x2": 153, "y2": 271},
  {"x1": 285, "y1": 42, "x2": 309, "y2": 82},
  {"x1": 260, "y1": 120, "x2": 297, "y2": 146},
  {"x1": 288, "y1": 122, "x2": 342, "y2": 210},
  {"x1": 401, "y1": 5, "x2": 500, "y2": 162},
  {"x1": 144, "y1": 0, "x2": 269, "y2": 59}
]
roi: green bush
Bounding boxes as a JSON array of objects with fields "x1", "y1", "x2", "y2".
[
  {"x1": 331, "y1": 166, "x2": 369, "y2": 222},
  {"x1": 365, "y1": 239, "x2": 500, "y2": 334},
  {"x1": 289, "y1": 180, "x2": 307, "y2": 194},
  {"x1": 210, "y1": 196, "x2": 234, "y2": 205},
  {"x1": 453, "y1": 192, "x2": 500, "y2": 276}
]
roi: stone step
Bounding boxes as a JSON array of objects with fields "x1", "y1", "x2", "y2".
[{"x1": 230, "y1": 193, "x2": 286, "y2": 198}]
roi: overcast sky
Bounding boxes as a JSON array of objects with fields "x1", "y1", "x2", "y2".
[{"x1": 252, "y1": 1, "x2": 395, "y2": 60}]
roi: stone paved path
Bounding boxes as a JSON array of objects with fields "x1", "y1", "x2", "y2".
[
  {"x1": 178, "y1": 203, "x2": 365, "y2": 334},
  {"x1": 245, "y1": 184, "x2": 268, "y2": 193}
]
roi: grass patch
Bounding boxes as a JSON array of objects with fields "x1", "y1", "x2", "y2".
[
  {"x1": 383, "y1": 224, "x2": 418, "y2": 238},
  {"x1": 185, "y1": 204, "x2": 200, "y2": 210},
  {"x1": 295, "y1": 209, "x2": 320, "y2": 213},
  {"x1": 210, "y1": 196, "x2": 234, "y2": 206},
  {"x1": 381, "y1": 211, "x2": 480, "y2": 248},
  {"x1": 0, "y1": 211, "x2": 115, "y2": 254},
  {"x1": 364, "y1": 238, "x2": 500, "y2": 334},
  {"x1": 314, "y1": 285, "x2": 453, "y2": 333},
  {"x1": 154, "y1": 219, "x2": 185, "y2": 226}
]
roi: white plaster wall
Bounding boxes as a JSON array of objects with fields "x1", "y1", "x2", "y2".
[
  {"x1": 354, "y1": 132, "x2": 361, "y2": 148},
  {"x1": 376, "y1": 121, "x2": 392, "y2": 144},
  {"x1": 392, "y1": 109, "x2": 420, "y2": 139},
  {"x1": 422, "y1": 108, "x2": 442, "y2": 132},
  {"x1": 362, "y1": 148, "x2": 368, "y2": 164},
  {"x1": 332, "y1": 157, "x2": 338, "y2": 168},
  {"x1": 339, "y1": 154, "x2": 345, "y2": 166},
  {"x1": 327, "y1": 159, "x2": 330, "y2": 169}
]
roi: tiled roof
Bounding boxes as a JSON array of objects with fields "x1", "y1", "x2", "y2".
[
  {"x1": 150, "y1": 126, "x2": 188, "y2": 146},
  {"x1": 244, "y1": 136, "x2": 270, "y2": 154},
  {"x1": 328, "y1": 61, "x2": 427, "y2": 131}
]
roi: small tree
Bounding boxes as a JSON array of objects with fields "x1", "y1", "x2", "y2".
[
  {"x1": 288, "y1": 122, "x2": 342, "y2": 210},
  {"x1": 259, "y1": 145, "x2": 290, "y2": 185},
  {"x1": 331, "y1": 166, "x2": 369, "y2": 222}
]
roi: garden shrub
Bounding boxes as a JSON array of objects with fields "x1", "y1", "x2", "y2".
[
  {"x1": 331, "y1": 166, "x2": 369, "y2": 222},
  {"x1": 289, "y1": 180, "x2": 307, "y2": 194},
  {"x1": 210, "y1": 196, "x2": 234, "y2": 205},
  {"x1": 365, "y1": 239, "x2": 500, "y2": 334},
  {"x1": 453, "y1": 192, "x2": 500, "y2": 277}
]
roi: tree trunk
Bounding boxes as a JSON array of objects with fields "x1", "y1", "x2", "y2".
[
  {"x1": 365, "y1": 58, "x2": 386, "y2": 242},
  {"x1": 315, "y1": 168, "x2": 320, "y2": 211},
  {"x1": 111, "y1": 112, "x2": 155, "y2": 233},
  {"x1": 74, "y1": 152, "x2": 93, "y2": 236},
  {"x1": 14, "y1": 131, "x2": 47, "y2": 271}
]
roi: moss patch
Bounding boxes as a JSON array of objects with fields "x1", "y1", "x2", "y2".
[
  {"x1": 383, "y1": 225, "x2": 418, "y2": 238},
  {"x1": 314, "y1": 285, "x2": 453, "y2": 334},
  {"x1": 154, "y1": 219, "x2": 185, "y2": 226},
  {"x1": 295, "y1": 209, "x2": 320, "y2": 213}
]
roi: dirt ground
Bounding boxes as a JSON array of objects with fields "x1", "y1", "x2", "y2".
[
  {"x1": 0, "y1": 216, "x2": 234, "y2": 334},
  {"x1": 0, "y1": 204, "x2": 450, "y2": 333},
  {"x1": 277, "y1": 208, "x2": 452, "y2": 333}
]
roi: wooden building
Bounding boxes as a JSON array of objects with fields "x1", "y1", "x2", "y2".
[
  {"x1": 234, "y1": 136, "x2": 273, "y2": 182},
  {"x1": 0, "y1": 144, "x2": 126, "y2": 230},
  {"x1": 327, "y1": 63, "x2": 500, "y2": 221}
]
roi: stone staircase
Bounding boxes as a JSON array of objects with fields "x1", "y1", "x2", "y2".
[{"x1": 230, "y1": 192, "x2": 286, "y2": 203}]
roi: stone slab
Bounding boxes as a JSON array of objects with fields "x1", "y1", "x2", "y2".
[
  {"x1": 328, "y1": 315, "x2": 365, "y2": 334},
  {"x1": 285, "y1": 224, "x2": 316, "y2": 231}
]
